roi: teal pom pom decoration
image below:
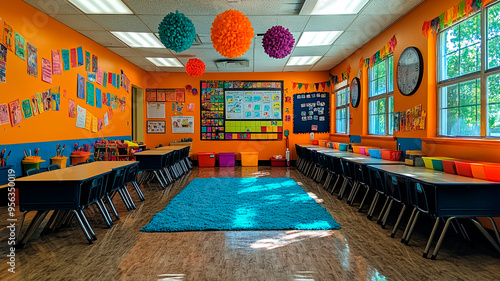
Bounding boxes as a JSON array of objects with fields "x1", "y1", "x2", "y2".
[{"x1": 158, "y1": 11, "x2": 196, "y2": 53}]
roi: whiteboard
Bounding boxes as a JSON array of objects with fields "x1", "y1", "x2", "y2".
[{"x1": 225, "y1": 90, "x2": 282, "y2": 120}]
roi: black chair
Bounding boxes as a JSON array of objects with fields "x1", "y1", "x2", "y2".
[
  {"x1": 79, "y1": 175, "x2": 112, "y2": 239},
  {"x1": 379, "y1": 174, "x2": 410, "y2": 234},
  {"x1": 26, "y1": 168, "x2": 40, "y2": 176},
  {"x1": 47, "y1": 164, "x2": 61, "y2": 171},
  {"x1": 86, "y1": 158, "x2": 95, "y2": 163},
  {"x1": 124, "y1": 163, "x2": 145, "y2": 201}
]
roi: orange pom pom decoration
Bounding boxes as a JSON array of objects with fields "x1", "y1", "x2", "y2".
[
  {"x1": 185, "y1": 58, "x2": 206, "y2": 77},
  {"x1": 211, "y1": 10, "x2": 254, "y2": 59}
]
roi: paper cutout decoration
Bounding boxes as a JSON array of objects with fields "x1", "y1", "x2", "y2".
[
  {"x1": 70, "y1": 48, "x2": 77, "y2": 68},
  {"x1": 97, "y1": 67, "x2": 103, "y2": 85},
  {"x1": 77, "y1": 74, "x2": 85, "y2": 99},
  {"x1": 104, "y1": 112, "x2": 109, "y2": 126},
  {"x1": 0, "y1": 103, "x2": 10, "y2": 125},
  {"x1": 14, "y1": 32, "x2": 25, "y2": 60},
  {"x1": 92, "y1": 54, "x2": 98, "y2": 72},
  {"x1": 0, "y1": 43, "x2": 6, "y2": 83},
  {"x1": 211, "y1": 10, "x2": 254, "y2": 59},
  {"x1": 85, "y1": 112, "x2": 92, "y2": 131},
  {"x1": 77, "y1": 46, "x2": 83, "y2": 66},
  {"x1": 68, "y1": 99, "x2": 76, "y2": 118},
  {"x1": 76, "y1": 105, "x2": 86, "y2": 128},
  {"x1": 3, "y1": 22, "x2": 13, "y2": 51},
  {"x1": 176, "y1": 90, "x2": 185, "y2": 102},
  {"x1": 8, "y1": 99, "x2": 22, "y2": 126},
  {"x1": 88, "y1": 71, "x2": 96, "y2": 82},
  {"x1": 85, "y1": 51, "x2": 90, "y2": 71},
  {"x1": 51, "y1": 88, "x2": 60, "y2": 111},
  {"x1": 30, "y1": 95, "x2": 39, "y2": 116},
  {"x1": 41, "y1": 58, "x2": 52, "y2": 83},
  {"x1": 21, "y1": 99, "x2": 33, "y2": 119},
  {"x1": 98, "y1": 118, "x2": 103, "y2": 131},
  {"x1": 26, "y1": 43, "x2": 38, "y2": 77},
  {"x1": 96, "y1": 88, "x2": 102, "y2": 108},
  {"x1": 186, "y1": 103, "x2": 195, "y2": 112},
  {"x1": 92, "y1": 116, "x2": 98, "y2": 132},
  {"x1": 86, "y1": 81, "x2": 95, "y2": 106},
  {"x1": 42, "y1": 91, "x2": 52, "y2": 111},
  {"x1": 51, "y1": 50, "x2": 62, "y2": 75},
  {"x1": 35, "y1": 92, "x2": 44, "y2": 113},
  {"x1": 61, "y1": 49, "x2": 70, "y2": 71}
]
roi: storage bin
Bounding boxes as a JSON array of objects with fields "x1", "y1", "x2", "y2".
[
  {"x1": 312, "y1": 140, "x2": 319, "y2": 145},
  {"x1": 352, "y1": 145, "x2": 362, "y2": 154},
  {"x1": 405, "y1": 150, "x2": 426, "y2": 166},
  {"x1": 0, "y1": 165, "x2": 13, "y2": 185},
  {"x1": 470, "y1": 163, "x2": 487, "y2": 180},
  {"x1": 240, "y1": 152, "x2": 259, "y2": 166},
  {"x1": 442, "y1": 160, "x2": 458, "y2": 174},
  {"x1": 70, "y1": 153, "x2": 90, "y2": 166},
  {"x1": 218, "y1": 153, "x2": 236, "y2": 167},
  {"x1": 338, "y1": 143, "x2": 348, "y2": 151},
  {"x1": 318, "y1": 140, "x2": 328, "y2": 147},
  {"x1": 360, "y1": 146, "x2": 377, "y2": 156},
  {"x1": 483, "y1": 164, "x2": 500, "y2": 182},
  {"x1": 50, "y1": 156, "x2": 68, "y2": 168},
  {"x1": 22, "y1": 159, "x2": 45, "y2": 176},
  {"x1": 198, "y1": 152, "x2": 216, "y2": 167},
  {"x1": 455, "y1": 160, "x2": 475, "y2": 177},
  {"x1": 431, "y1": 157, "x2": 455, "y2": 171},
  {"x1": 271, "y1": 158, "x2": 286, "y2": 166},
  {"x1": 381, "y1": 150, "x2": 402, "y2": 161}
]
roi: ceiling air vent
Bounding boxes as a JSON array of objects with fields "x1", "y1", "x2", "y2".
[{"x1": 215, "y1": 60, "x2": 249, "y2": 68}]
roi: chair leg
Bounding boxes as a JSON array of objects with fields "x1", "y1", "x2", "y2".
[
  {"x1": 403, "y1": 211, "x2": 420, "y2": 245},
  {"x1": 430, "y1": 217, "x2": 456, "y2": 260},
  {"x1": 367, "y1": 192, "x2": 380, "y2": 220},
  {"x1": 41, "y1": 210, "x2": 60, "y2": 235},
  {"x1": 470, "y1": 218, "x2": 500, "y2": 254},
  {"x1": 347, "y1": 182, "x2": 360, "y2": 205},
  {"x1": 153, "y1": 171, "x2": 166, "y2": 189},
  {"x1": 95, "y1": 200, "x2": 113, "y2": 228},
  {"x1": 377, "y1": 197, "x2": 391, "y2": 224},
  {"x1": 122, "y1": 186, "x2": 137, "y2": 209},
  {"x1": 78, "y1": 209, "x2": 97, "y2": 240},
  {"x1": 105, "y1": 194, "x2": 120, "y2": 220},
  {"x1": 132, "y1": 181, "x2": 145, "y2": 201},
  {"x1": 358, "y1": 187, "x2": 371, "y2": 212},
  {"x1": 72, "y1": 210, "x2": 93, "y2": 244},
  {"x1": 380, "y1": 200, "x2": 394, "y2": 229},
  {"x1": 118, "y1": 189, "x2": 133, "y2": 211},
  {"x1": 423, "y1": 217, "x2": 441, "y2": 258},
  {"x1": 401, "y1": 208, "x2": 417, "y2": 243},
  {"x1": 391, "y1": 204, "x2": 407, "y2": 238}
]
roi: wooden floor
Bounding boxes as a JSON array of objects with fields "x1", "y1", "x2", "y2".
[{"x1": 0, "y1": 166, "x2": 499, "y2": 280}]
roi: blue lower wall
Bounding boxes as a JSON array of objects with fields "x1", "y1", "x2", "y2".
[{"x1": 1, "y1": 136, "x2": 131, "y2": 176}]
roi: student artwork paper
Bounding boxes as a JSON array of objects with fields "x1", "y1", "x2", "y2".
[
  {"x1": 8, "y1": 99, "x2": 22, "y2": 126},
  {"x1": 0, "y1": 103, "x2": 10, "y2": 125},
  {"x1": 87, "y1": 72, "x2": 96, "y2": 82},
  {"x1": 68, "y1": 99, "x2": 76, "y2": 118},
  {"x1": 31, "y1": 95, "x2": 40, "y2": 116},
  {"x1": 42, "y1": 91, "x2": 52, "y2": 111},
  {"x1": 86, "y1": 81, "x2": 95, "y2": 106},
  {"x1": 14, "y1": 32, "x2": 25, "y2": 60},
  {"x1": 41, "y1": 58, "x2": 52, "y2": 83},
  {"x1": 0, "y1": 43, "x2": 6, "y2": 83},
  {"x1": 95, "y1": 88, "x2": 102, "y2": 108},
  {"x1": 106, "y1": 93, "x2": 111, "y2": 106},
  {"x1": 51, "y1": 50, "x2": 62, "y2": 75},
  {"x1": 104, "y1": 112, "x2": 109, "y2": 126},
  {"x1": 77, "y1": 46, "x2": 83, "y2": 66},
  {"x1": 108, "y1": 107, "x2": 113, "y2": 120},
  {"x1": 26, "y1": 42, "x2": 38, "y2": 77},
  {"x1": 187, "y1": 103, "x2": 195, "y2": 112},
  {"x1": 171, "y1": 116, "x2": 194, "y2": 134},
  {"x1": 92, "y1": 116, "x2": 98, "y2": 133},
  {"x1": 92, "y1": 54, "x2": 98, "y2": 72},
  {"x1": 85, "y1": 112, "x2": 92, "y2": 131},
  {"x1": 2, "y1": 22, "x2": 13, "y2": 51},
  {"x1": 77, "y1": 74, "x2": 85, "y2": 99},
  {"x1": 21, "y1": 99, "x2": 33, "y2": 119},
  {"x1": 36, "y1": 92, "x2": 44, "y2": 113},
  {"x1": 51, "y1": 91, "x2": 60, "y2": 111},
  {"x1": 70, "y1": 48, "x2": 77, "y2": 68},
  {"x1": 61, "y1": 49, "x2": 70, "y2": 71},
  {"x1": 96, "y1": 67, "x2": 103, "y2": 85},
  {"x1": 103, "y1": 72, "x2": 108, "y2": 88},
  {"x1": 85, "y1": 51, "x2": 91, "y2": 71},
  {"x1": 98, "y1": 118, "x2": 103, "y2": 131},
  {"x1": 76, "y1": 105, "x2": 86, "y2": 128}
]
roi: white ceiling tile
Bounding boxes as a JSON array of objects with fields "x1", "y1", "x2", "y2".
[
  {"x1": 348, "y1": 14, "x2": 395, "y2": 35},
  {"x1": 139, "y1": 65, "x2": 163, "y2": 72},
  {"x1": 283, "y1": 65, "x2": 313, "y2": 72},
  {"x1": 324, "y1": 45, "x2": 360, "y2": 58},
  {"x1": 51, "y1": 15, "x2": 103, "y2": 31},
  {"x1": 107, "y1": 47, "x2": 142, "y2": 57},
  {"x1": 248, "y1": 16, "x2": 310, "y2": 34},
  {"x1": 78, "y1": 30, "x2": 127, "y2": 47},
  {"x1": 133, "y1": 47, "x2": 173, "y2": 57},
  {"x1": 124, "y1": 56, "x2": 157, "y2": 66},
  {"x1": 254, "y1": 65, "x2": 285, "y2": 72},
  {"x1": 137, "y1": 15, "x2": 164, "y2": 32},
  {"x1": 291, "y1": 46, "x2": 331, "y2": 57},
  {"x1": 304, "y1": 15, "x2": 357, "y2": 31},
  {"x1": 204, "y1": 67, "x2": 219, "y2": 73},
  {"x1": 23, "y1": 0, "x2": 83, "y2": 15},
  {"x1": 88, "y1": 15, "x2": 150, "y2": 32},
  {"x1": 158, "y1": 67, "x2": 186, "y2": 72},
  {"x1": 361, "y1": 0, "x2": 423, "y2": 15},
  {"x1": 334, "y1": 30, "x2": 373, "y2": 46}
]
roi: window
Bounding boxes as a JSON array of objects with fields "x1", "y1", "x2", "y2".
[
  {"x1": 438, "y1": 2, "x2": 500, "y2": 137},
  {"x1": 368, "y1": 56, "x2": 393, "y2": 135},
  {"x1": 335, "y1": 87, "x2": 349, "y2": 134}
]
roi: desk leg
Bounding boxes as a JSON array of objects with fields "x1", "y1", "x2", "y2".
[
  {"x1": 105, "y1": 194, "x2": 120, "y2": 220},
  {"x1": 72, "y1": 210, "x2": 93, "y2": 244},
  {"x1": 122, "y1": 186, "x2": 136, "y2": 209},
  {"x1": 430, "y1": 216, "x2": 456, "y2": 260},
  {"x1": 132, "y1": 181, "x2": 145, "y2": 201},
  {"x1": 41, "y1": 210, "x2": 60, "y2": 235},
  {"x1": 423, "y1": 217, "x2": 440, "y2": 258},
  {"x1": 470, "y1": 218, "x2": 500, "y2": 254},
  {"x1": 487, "y1": 217, "x2": 500, "y2": 246},
  {"x1": 95, "y1": 200, "x2": 113, "y2": 228}
]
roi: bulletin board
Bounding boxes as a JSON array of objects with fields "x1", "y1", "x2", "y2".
[
  {"x1": 293, "y1": 92, "x2": 330, "y2": 134},
  {"x1": 200, "y1": 80, "x2": 283, "y2": 140}
]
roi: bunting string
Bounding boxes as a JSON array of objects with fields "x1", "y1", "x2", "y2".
[{"x1": 359, "y1": 35, "x2": 397, "y2": 69}]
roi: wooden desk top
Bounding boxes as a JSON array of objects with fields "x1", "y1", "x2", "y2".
[
  {"x1": 17, "y1": 164, "x2": 111, "y2": 182},
  {"x1": 86, "y1": 161, "x2": 137, "y2": 170},
  {"x1": 155, "y1": 146, "x2": 183, "y2": 151},
  {"x1": 367, "y1": 165, "x2": 500, "y2": 185},
  {"x1": 134, "y1": 150, "x2": 172, "y2": 155},
  {"x1": 342, "y1": 156, "x2": 403, "y2": 165}
]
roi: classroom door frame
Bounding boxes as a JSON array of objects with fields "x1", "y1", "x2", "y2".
[{"x1": 132, "y1": 86, "x2": 144, "y2": 142}]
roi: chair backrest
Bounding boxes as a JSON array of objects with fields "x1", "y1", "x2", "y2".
[
  {"x1": 106, "y1": 168, "x2": 127, "y2": 194},
  {"x1": 409, "y1": 181, "x2": 436, "y2": 216},
  {"x1": 86, "y1": 158, "x2": 95, "y2": 163},
  {"x1": 80, "y1": 175, "x2": 105, "y2": 206},
  {"x1": 123, "y1": 164, "x2": 139, "y2": 185},
  {"x1": 26, "y1": 168, "x2": 41, "y2": 176},
  {"x1": 48, "y1": 164, "x2": 61, "y2": 171},
  {"x1": 367, "y1": 167, "x2": 385, "y2": 193},
  {"x1": 384, "y1": 173, "x2": 409, "y2": 204}
]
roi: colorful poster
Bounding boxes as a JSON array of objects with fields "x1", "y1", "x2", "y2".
[
  {"x1": 77, "y1": 46, "x2": 83, "y2": 66},
  {"x1": 8, "y1": 99, "x2": 22, "y2": 126},
  {"x1": 108, "y1": 73, "x2": 113, "y2": 84},
  {"x1": 21, "y1": 99, "x2": 33, "y2": 119},
  {"x1": 3, "y1": 22, "x2": 13, "y2": 51},
  {"x1": 77, "y1": 74, "x2": 85, "y2": 99},
  {"x1": 85, "y1": 51, "x2": 90, "y2": 71},
  {"x1": 103, "y1": 72, "x2": 108, "y2": 88},
  {"x1": 146, "y1": 89, "x2": 157, "y2": 101},
  {"x1": 95, "y1": 88, "x2": 102, "y2": 108},
  {"x1": 61, "y1": 49, "x2": 70, "y2": 71},
  {"x1": 102, "y1": 90, "x2": 107, "y2": 105},
  {"x1": 70, "y1": 48, "x2": 76, "y2": 68},
  {"x1": 68, "y1": 98, "x2": 76, "y2": 118},
  {"x1": 87, "y1": 72, "x2": 96, "y2": 82},
  {"x1": 104, "y1": 112, "x2": 109, "y2": 126},
  {"x1": 187, "y1": 103, "x2": 195, "y2": 112},
  {"x1": 171, "y1": 116, "x2": 194, "y2": 134},
  {"x1": 92, "y1": 116, "x2": 98, "y2": 133},
  {"x1": 14, "y1": 32, "x2": 25, "y2": 60},
  {"x1": 26, "y1": 42, "x2": 38, "y2": 77},
  {"x1": 85, "y1": 113, "x2": 92, "y2": 131},
  {"x1": 108, "y1": 107, "x2": 113, "y2": 119},
  {"x1": 76, "y1": 105, "x2": 86, "y2": 128},
  {"x1": 106, "y1": 93, "x2": 110, "y2": 106},
  {"x1": 112, "y1": 73, "x2": 116, "y2": 87},
  {"x1": 30, "y1": 95, "x2": 39, "y2": 116},
  {"x1": 51, "y1": 50, "x2": 62, "y2": 75},
  {"x1": 42, "y1": 91, "x2": 52, "y2": 111},
  {"x1": 92, "y1": 54, "x2": 98, "y2": 72},
  {"x1": 51, "y1": 91, "x2": 60, "y2": 111},
  {"x1": 35, "y1": 92, "x2": 44, "y2": 113},
  {"x1": 98, "y1": 118, "x2": 103, "y2": 131},
  {"x1": 0, "y1": 43, "x2": 6, "y2": 83},
  {"x1": 96, "y1": 67, "x2": 103, "y2": 85},
  {"x1": 176, "y1": 90, "x2": 185, "y2": 102},
  {"x1": 0, "y1": 104, "x2": 10, "y2": 125},
  {"x1": 116, "y1": 75, "x2": 120, "y2": 89},
  {"x1": 86, "y1": 81, "x2": 94, "y2": 106},
  {"x1": 121, "y1": 69, "x2": 130, "y2": 92},
  {"x1": 119, "y1": 97, "x2": 125, "y2": 112},
  {"x1": 41, "y1": 58, "x2": 52, "y2": 83}
]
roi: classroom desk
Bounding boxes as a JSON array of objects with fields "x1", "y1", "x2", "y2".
[
  {"x1": 134, "y1": 150, "x2": 173, "y2": 188},
  {"x1": 367, "y1": 165, "x2": 500, "y2": 259}
]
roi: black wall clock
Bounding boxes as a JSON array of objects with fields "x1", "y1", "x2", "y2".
[
  {"x1": 350, "y1": 77, "x2": 360, "y2": 108},
  {"x1": 397, "y1": 46, "x2": 424, "y2": 96}
]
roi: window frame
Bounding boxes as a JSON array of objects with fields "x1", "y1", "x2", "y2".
[
  {"x1": 368, "y1": 55, "x2": 394, "y2": 135},
  {"x1": 334, "y1": 86, "x2": 350, "y2": 134}
]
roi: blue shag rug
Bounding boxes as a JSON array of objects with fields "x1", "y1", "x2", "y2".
[{"x1": 141, "y1": 177, "x2": 341, "y2": 232}]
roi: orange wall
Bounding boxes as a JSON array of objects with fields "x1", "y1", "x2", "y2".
[
  {"x1": 143, "y1": 71, "x2": 331, "y2": 160},
  {"x1": 0, "y1": 0, "x2": 147, "y2": 145}
]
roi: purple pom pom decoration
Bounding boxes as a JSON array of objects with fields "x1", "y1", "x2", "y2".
[{"x1": 262, "y1": 25, "x2": 295, "y2": 59}]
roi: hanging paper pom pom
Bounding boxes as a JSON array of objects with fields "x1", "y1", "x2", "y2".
[
  {"x1": 185, "y1": 84, "x2": 192, "y2": 91},
  {"x1": 185, "y1": 58, "x2": 206, "y2": 77},
  {"x1": 262, "y1": 26, "x2": 295, "y2": 59},
  {"x1": 192, "y1": 88, "x2": 198, "y2": 95},
  {"x1": 158, "y1": 11, "x2": 196, "y2": 53},
  {"x1": 211, "y1": 10, "x2": 254, "y2": 59}
]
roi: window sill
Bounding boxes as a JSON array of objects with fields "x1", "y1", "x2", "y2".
[
  {"x1": 329, "y1": 133, "x2": 350, "y2": 138},
  {"x1": 361, "y1": 135, "x2": 396, "y2": 141},
  {"x1": 422, "y1": 137, "x2": 500, "y2": 147}
]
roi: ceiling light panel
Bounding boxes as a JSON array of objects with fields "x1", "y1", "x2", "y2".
[
  {"x1": 286, "y1": 56, "x2": 321, "y2": 66},
  {"x1": 297, "y1": 31, "x2": 342, "y2": 47},
  {"x1": 300, "y1": 0, "x2": 369, "y2": 15},
  {"x1": 146, "y1": 57, "x2": 183, "y2": 67},
  {"x1": 111, "y1": 32, "x2": 164, "y2": 48},
  {"x1": 68, "y1": 0, "x2": 133, "y2": 14}
]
